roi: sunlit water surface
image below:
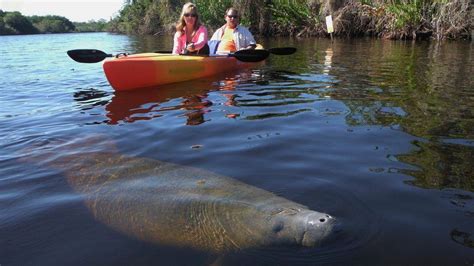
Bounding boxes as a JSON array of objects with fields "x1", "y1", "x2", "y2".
[{"x1": 1, "y1": 33, "x2": 473, "y2": 265}]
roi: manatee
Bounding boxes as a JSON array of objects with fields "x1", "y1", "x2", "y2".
[{"x1": 30, "y1": 139, "x2": 336, "y2": 253}]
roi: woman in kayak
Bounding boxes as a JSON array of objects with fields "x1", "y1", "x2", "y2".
[
  {"x1": 209, "y1": 7, "x2": 257, "y2": 55},
  {"x1": 173, "y1": 2, "x2": 209, "y2": 55}
]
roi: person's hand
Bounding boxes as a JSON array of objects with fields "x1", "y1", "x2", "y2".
[
  {"x1": 240, "y1": 45, "x2": 256, "y2": 50},
  {"x1": 186, "y1": 43, "x2": 196, "y2": 51}
]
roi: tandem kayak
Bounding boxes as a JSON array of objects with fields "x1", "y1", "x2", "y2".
[
  {"x1": 103, "y1": 53, "x2": 263, "y2": 91},
  {"x1": 67, "y1": 47, "x2": 296, "y2": 91}
]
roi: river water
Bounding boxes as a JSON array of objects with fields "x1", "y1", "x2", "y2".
[{"x1": 1, "y1": 32, "x2": 473, "y2": 265}]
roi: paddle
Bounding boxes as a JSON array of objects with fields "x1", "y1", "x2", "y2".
[
  {"x1": 268, "y1": 47, "x2": 297, "y2": 55},
  {"x1": 67, "y1": 49, "x2": 168, "y2": 63},
  {"x1": 67, "y1": 49, "x2": 112, "y2": 63},
  {"x1": 228, "y1": 47, "x2": 296, "y2": 62},
  {"x1": 67, "y1": 49, "x2": 269, "y2": 63},
  {"x1": 67, "y1": 47, "x2": 296, "y2": 64},
  {"x1": 152, "y1": 49, "x2": 270, "y2": 62},
  {"x1": 153, "y1": 47, "x2": 297, "y2": 56},
  {"x1": 230, "y1": 49, "x2": 270, "y2": 62}
]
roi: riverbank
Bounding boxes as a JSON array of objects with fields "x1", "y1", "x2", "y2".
[
  {"x1": 3, "y1": 1, "x2": 471, "y2": 40},
  {"x1": 108, "y1": 0, "x2": 472, "y2": 40}
]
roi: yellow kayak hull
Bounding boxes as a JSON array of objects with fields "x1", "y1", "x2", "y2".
[{"x1": 103, "y1": 53, "x2": 259, "y2": 91}]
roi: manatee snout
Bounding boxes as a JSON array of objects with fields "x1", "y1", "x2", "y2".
[
  {"x1": 299, "y1": 211, "x2": 336, "y2": 247},
  {"x1": 269, "y1": 208, "x2": 337, "y2": 248}
]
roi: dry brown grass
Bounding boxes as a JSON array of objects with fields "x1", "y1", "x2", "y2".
[
  {"x1": 328, "y1": 0, "x2": 471, "y2": 40},
  {"x1": 432, "y1": 0, "x2": 472, "y2": 40}
]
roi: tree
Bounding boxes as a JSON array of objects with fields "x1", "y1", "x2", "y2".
[
  {"x1": 31, "y1": 15, "x2": 75, "y2": 33},
  {"x1": 3, "y1": 11, "x2": 38, "y2": 34}
]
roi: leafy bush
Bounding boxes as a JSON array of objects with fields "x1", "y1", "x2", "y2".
[
  {"x1": 74, "y1": 20, "x2": 108, "y2": 32},
  {"x1": 0, "y1": 10, "x2": 78, "y2": 35},
  {"x1": 30, "y1": 15, "x2": 75, "y2": 33},
  {"x1": 3, "y1": 11, "x2": 38, "y2": 34}
]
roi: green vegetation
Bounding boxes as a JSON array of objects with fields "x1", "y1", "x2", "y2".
[
  {"x1": 109, "y1": 0, "x2": 471, "y2": 40},
  {"x1": 1, "y1": 10, "x2": 38, "y2": 34},
  {"x1": 74, "y1": 19, "x2": 109, "y2": 32},
  {"x1": 354, "y1": 0, "x2": 472, "y2": 39},
  {"x1": 29, "y1": 15, "x2": 75, "y2": 33},
  {"x1": 0, "y1": 10, "x2": 109, "y2": 35}
]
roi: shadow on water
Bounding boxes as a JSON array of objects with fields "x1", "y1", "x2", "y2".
[{"x1": 73, "y1": 88, "x2": 111, "y2": 110}]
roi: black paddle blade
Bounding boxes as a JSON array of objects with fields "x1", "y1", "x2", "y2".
[
  {"x1": 231, "y1": 49, "x2": 270, "y2": 62},
  {"x1": 67, "y1": 49, "x2": 111, "y2": 63},
  {"x1": 268, "y1": 47, "x2": 297, "y2": 55}
]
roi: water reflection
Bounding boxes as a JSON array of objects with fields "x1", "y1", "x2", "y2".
[
  {"x1": 448, "y1": 190, "x2": 474, "y2": 250},
  {"x1": 451, "y1": 229, "x2": 474, "y2": 249},
  {"x1": 399, "y1": 140, "x2": 474, "y2": 192},
  {"x1": 323, "y1": 47, "x2": 333, "y2": 75},
  {"x1": 294, "y1": 39, "x2": 474, "y2": 139},
  {"x1": 268, "y1": 39, "x2": 474, "y2": 252},
  {"x1": 275, "y1": 39, "x2": 474, "y2": 193},
  {"x1": 73, "y1": 69, "x2": 330, "y2": 126},
  {"x1": 105, "y1": 79, "x2": 216, "y2": 125}
]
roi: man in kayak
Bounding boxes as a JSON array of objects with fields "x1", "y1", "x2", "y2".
[
  {"x1": 209, "y1": 7, "x2": 257, "y2": 55},
  {"x1": 173, "y1": 2, "x2": 210, "y2": 55}
]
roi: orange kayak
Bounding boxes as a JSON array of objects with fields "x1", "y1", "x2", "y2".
[{"x1": 103, "y1": 53, "x2": 261, "y2": 91}]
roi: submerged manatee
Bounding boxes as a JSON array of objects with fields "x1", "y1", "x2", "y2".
[{"x1": 36, "y1": 141, "x2": 336, "y2": 253}]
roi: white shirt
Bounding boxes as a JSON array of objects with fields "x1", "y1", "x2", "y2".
[{"x1": 210, "y1": 25, "x2": 256, "y2": 52}]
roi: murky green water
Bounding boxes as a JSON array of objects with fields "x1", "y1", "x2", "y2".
[{"x1": 1, "y1": 33, "x2": 473, "y2": 265}]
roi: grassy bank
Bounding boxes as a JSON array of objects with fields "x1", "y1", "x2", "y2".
[{"x1": 109, "y1": 0, "x2": 472, "y2": 40}]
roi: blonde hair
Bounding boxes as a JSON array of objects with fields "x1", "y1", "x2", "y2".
[{"x1": 176, "y1": 2, "x2": 202, "y2": 34}]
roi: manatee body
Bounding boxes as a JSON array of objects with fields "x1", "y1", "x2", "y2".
[{"x1": 50, "y1": 151, "x2": 336, "y2": 253}]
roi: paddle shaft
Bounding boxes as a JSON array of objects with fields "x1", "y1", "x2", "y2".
[
  {"x1": 154, "y1": 47, "x2": 296, "y2": 56},
  {"x1": 67, "y1": 47, "x2": 296, "y2": 64}
]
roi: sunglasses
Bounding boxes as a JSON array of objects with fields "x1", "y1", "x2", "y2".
[
  {"x1": 226, "y1": 15, "x2": 239, "y2": 19},
  {"x1": 184, "y1": 13, "x2": 197, "y2": 18}
]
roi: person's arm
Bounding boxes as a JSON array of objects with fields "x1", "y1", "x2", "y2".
[
  {"x1": 244, "y1": 27, "x2": 256, "y2": 49},
  {"x1": 208, "y1": 26, "x2": 225, "y2": 54},
  {"x1": 172, "y1": 32, "x2": 183, "y2": 54},
  {"x1": 190, "y1": 26, "x2": 208, "y2": 51},
  {"x1": 236, "y1": 26, "x2": 256, "y2": 50}
]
